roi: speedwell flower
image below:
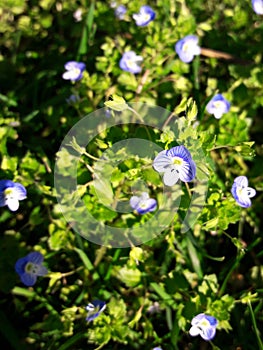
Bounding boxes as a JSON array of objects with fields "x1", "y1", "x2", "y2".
[
  {"x1": 114, "y1": 4, "x2": 127, "y2": 19},
  {"x1": 86, "y1": 300, "x2": 106, "y2": 322},
  {"x1": 206, "y1": 94, "x2": 230, "y2": 119},
  {"x1": 252, "y1": 0, "x2": 263, "y2": 14},
  {"x1": 231, "y1": 176, "x2": 256, "y2": 208},
  {"x1": 119, "y1": 51, "x2": 143, "y2": 74},
  {"x1": 130, "y1": 192, "x2": 157, "y2": 214},
  {"x1": 189, "y1": 313, "x2": 218, "y2": 341},
  {"x1": 175, "y1": 35, "x2": 201, "y2": 63},
  {"x1": 62, "y1": 61, "x2": 86, "y2": 82},
  {"x1": 153, "y1": 145, "x2": 196, "y2": 186},
  {"x1": 0, "y1": 180, "x2": 27, "y2": 211},
  {"x1": 132, "y1": 5, "x2": 156, "y2": 26},
  {"x1": 15, "y1": 252, "x2": 48, "y2": 286}
]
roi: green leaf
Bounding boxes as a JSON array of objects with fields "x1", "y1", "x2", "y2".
[{"x1": 104, "y1": 95, "x2": 128, "y2": 111}]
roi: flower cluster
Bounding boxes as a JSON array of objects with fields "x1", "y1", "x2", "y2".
[{"x1": 189, "y1": 313, "x2": 218, "y2": 341}]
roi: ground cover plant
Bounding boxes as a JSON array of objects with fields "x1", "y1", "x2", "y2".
[{"x1": 0, "y1": 0, "x2": 263, "y2": 349}]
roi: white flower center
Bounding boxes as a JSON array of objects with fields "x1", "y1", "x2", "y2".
[
  {"x1": 213, "y1": 100, "x2": 225, "y2": 110},
  {"x1": 25, "y1": 262, "x2": 41, "y2": 275}
]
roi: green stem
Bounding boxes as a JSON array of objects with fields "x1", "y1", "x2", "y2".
[{"x1": 248, "y1": 300, "x2": 263, "y2": 350}]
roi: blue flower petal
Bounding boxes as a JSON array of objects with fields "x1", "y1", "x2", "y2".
[
  {"x1": 204, "y1": 315, "x2": 218, "y2": 326},
  {"x1": 15, "y1": 256, "x2": 29, "y2": 275},
  {"x1": 0, "y1": 193, "x2": 6, "y2": 207},
  {"x1": 166, "y1": 145, "x2": 192, "y2": 162},
  {"x1": 20, "y1": 272, "x2": 37, "y2": 286},
  {"x1": 27, "y1": 252, "x2": 44, "y2": 264},
  {"x1": 0, "y1": 179, "x2": 15, "y2": 191},
  {"x1": 200, "y1": 325, "x2": 217, "y2": 341},
  {"x1": 130, "y1": 196, "x2": 141, "y2": 209}
]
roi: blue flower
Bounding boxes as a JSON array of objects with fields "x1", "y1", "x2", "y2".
[
  {"x1": 114, "y1": 4, "x2": 127, "y2": 19},
  {"x1": 66, "y1": 94, "x2": 80, "y2": 105},
  {"x1": 130, "y1": 192, "x2": 157, "y2": 214},
  {"x1": 231, "y1": 176, "x2": 256, "y2": 208},
  {"x1": 62, "y1": 61, "x2": 86, "y2": 82},
  {"x1": 206, "y1": 94, "x2": 230, "y2": 119},
  {"x1": 252, "y1": 0, "x2": 263, "y2": 14},
  {"x1": 15, "y1": 252, "x2": 48, "y2": 286},
  {"x1": 153, "y1": 145, "x2": 196, "y2": 186},
  {"x1": 119, "y1": 51, "x2": 143, "y2": 74},
  {"x1": 86, "y1": 300, "x2": 106, "y2": 322},
  {"x1": 152, "y1": 348, "x2": 163, "y2": 350},
  {"x1": 189, "y1": 313, "x2": 218, "y2": 341},
  {"x1": 0, "y1": 180, "x2": 27, "y2": 211},
  {"x1": 132, "y1": 5, "x2": 156, "y2": 26},
  {"x1": 175, "y1": 35, "x2": 201, "y2": 63}
]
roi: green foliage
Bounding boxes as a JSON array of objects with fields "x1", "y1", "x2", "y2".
[{"x1": 0, "y1": 0, "x2": 262, "y2": 349}]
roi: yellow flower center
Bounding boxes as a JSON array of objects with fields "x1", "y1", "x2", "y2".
[{"x1": 172, "y1": 157, "x2": 183, "y2": 165}]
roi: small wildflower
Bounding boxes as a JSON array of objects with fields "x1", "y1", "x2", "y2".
[
  {"x1": 130, "y1": 192, "x2": 157, "y2": 214},
  {"x1": 114, "y1": 4, "x2": 127, "y2": 19},
  {"x1": 86, "y1": 300, "x2": 106, "y2": 322},
  {"x1": 153, "y1": 145, "x2": 196, "y2": 186},
  {"x1": 153, "y1": 348, "x2": 163, "y2": 350},
  {"x1": 189, "y1": 313, "x2": 218, "y2": 341},
  {"x1": 0, "y1": 180, "x2": 27, "y2": 211},
  {"x1": 231, "y1": 176, "x2": 256, "y2": 208},
  {"x1": 206, "y1": 94, "x2": 230, "y2": 119},
  {"x1": 175, "y1": 35, "x2": 201, "y2": 63},
  {"x1": 147, "y1": 301, "x2": 161, "y2": 314},
  {"x1": 66, "y1": 94, "x2": 80, "y2": 105},
  {"x1": 73, "y1": 8, "x2": 82, "y2": 22},
  {"x1": 132, "y1": 5, "x2": 156, "y2": 26},
  {"x1": 119, "y1": 51, "x2": 143, "y2": 74},
  {"x1": 252, "y1": 0, "x2": 263, "y2": 14},
  {"x1": 62, "y1": 61, "x2": 86, "y2": 82},
  {"x1": 15, "y1": 252, "x2": 48, "y2": 287}
]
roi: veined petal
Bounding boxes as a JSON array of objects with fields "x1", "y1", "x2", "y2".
[
  {"x1": 20, "y1": 272, "x2": 37, "y2": 286},
  {"x1": 137, "y1": 198, "x2": 157, "y2": 214},
  {"x1": 0, "y1": 193, "x2": 6, "y2": 207},
  {"x1": 153, "y1": 151, "x2": 172, "y2": 173},
  {"x1": 35, "y1": 265, "x2": 48, "y2": 276},
  {"x1": 234, "y1": 176, "x2": 248, "y2": 187},
  {"x1": 191, "y1": 313, "x2": 206, "y2": 325},
  {"x1": 178, "y1": 160, "x2": 196, "y2": 182},
  {"x1": 130, "y1": 196, "x2": 140, "y2": 209},
  {"x1": 166, "y1": 145, "x2": 192, "y2": 162},
  {"x1": 200, "y1": 325, "x2": 216, "y2": 341},
  {"x1": 163, "y1": 168, "x2": 180, "y2": 186},
  {"x1": 13, "y1": 184, "x2": 27, "y2": 199},
  {"x1": 15, "y1": 256, "x2": 29, "y2": 275},
  {"x1": 27, "y1": 252, "x2": 44, "y2": 264},
  {"x1": 140, "y1": 192, "x2": 150, "y2": 201}
]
